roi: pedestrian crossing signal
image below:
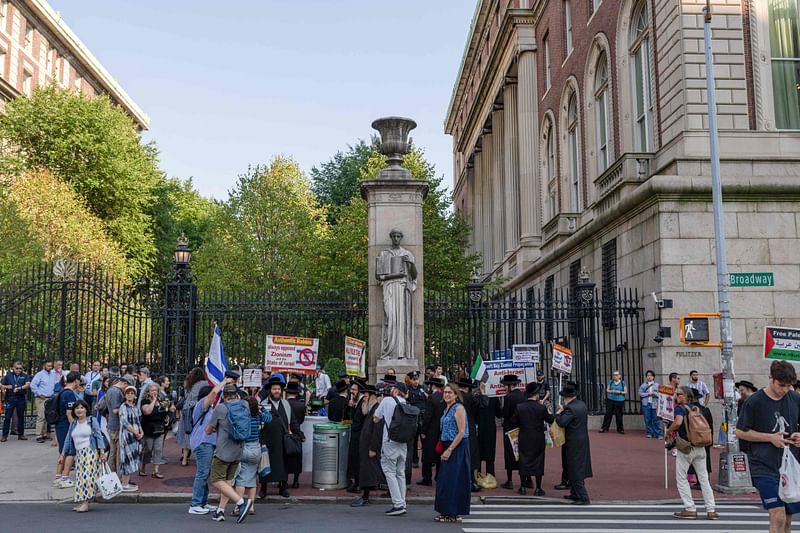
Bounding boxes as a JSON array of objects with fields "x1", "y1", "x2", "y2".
[{"x1": 679, "y1": 315, "x2": 711, "y2": 345}]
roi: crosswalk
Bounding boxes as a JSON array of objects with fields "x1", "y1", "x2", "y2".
[{"x1": 461, "y1": 502, "x2": 800, "y2": 532}]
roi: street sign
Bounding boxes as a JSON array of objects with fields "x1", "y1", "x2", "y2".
[
  {"x1": 680, "y1": 316, "x2": 710, "y2": 344},
  {"x1": 764, "y1": 326, "x2": 800, "y2": 361},
  {"x1": 730, "y1": 272, "x2": 774, "y2": 287}
]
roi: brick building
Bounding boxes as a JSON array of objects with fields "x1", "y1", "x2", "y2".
[
  {"x1": 445, "y1": 0, "x2": 800, "y2": 392},
  {"x1": 0, "y1": 0, "x2": 147, "y2": 128}
]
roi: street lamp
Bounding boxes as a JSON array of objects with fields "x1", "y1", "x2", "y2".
[{"x1": 174, "y1": 234, "x2": 192, "y2": 267}]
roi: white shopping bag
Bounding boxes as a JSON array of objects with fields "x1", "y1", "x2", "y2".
[
  {"x1": 96, "y1": 462, "x2": 123, "y2": 500},
  {"x1": 779, "y1": 446, "x2": 800, "y2": 503}
]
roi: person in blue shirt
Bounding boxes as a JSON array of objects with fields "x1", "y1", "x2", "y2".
[
  {"x1": 599, "y1": 370, "x2": 627, "y2": 434},
  {"x1": 2, "y1": 361, "x2": 30, "y2": 441},
  {"x1": 31, "y1": 360, "x2": 60, "y2": 442},
  {"x1": 53, "y1": 372, "x2": 82, "y2": 488}
]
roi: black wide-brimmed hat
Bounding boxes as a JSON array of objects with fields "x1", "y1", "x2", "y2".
[
  {"x1": 525, "y1": 381, "x2": 541, "y2": 397},
  {"x1": 500, "y1": 374, "x2": 521, "y2": 385},
  {"x1": 456, "y1": 378, "x2": 477, "y2": 389},
  {"x1": 285, "y1": 382, "x2": 302, "y2": 395},
  {"x1": 382, "y1": 374, "x2": 398, "y2": 384},
  {"x1": 559, "y1": 384, "x2": 578, "y2": 398},
  {"x1": 334, "y1": 380, "x2": 348, "y2": 393},
  {"x1": 734, "y1": 380, "x2": 757, "y2": 392},
  {"x1": 266, "y1": 375, "x2": 286, "y2": 389},
  {"x1": 363, "y1": 384, "x2": 378, "y2": 395},
  {"x1": 424, "y1": 377, "x2": 445, "y2": 388}
]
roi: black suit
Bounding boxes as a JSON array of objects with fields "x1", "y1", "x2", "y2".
[
  {"x1": 501, "y1": 388, "x2": 526, "y2": 478},
  {"x1": 420, "y1": 389, "x2": 445, "y2": 483},
  {"x1": 555, "y1": 398, "x2": 593, "y2": 503}
]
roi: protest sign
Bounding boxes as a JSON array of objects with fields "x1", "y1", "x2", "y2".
[
  {"x1": 656, "y1": 384, "x2": 675, "y2": 422},
  {"x1": 512, "y1": 344, "x2": 540, "y2": 364},
  {"x1": 764, "y1": 326, "x2": 800, "y2": 361},
  {"x1": 242, "y1": 368, "x2": 261, "y2": 388},
  {"x1": 344, "y1": 336, "x2": 366, "y2": 377},
  {"x1": 505, "y1": 428, "x2": 520, "y2": 461},
  {"x1": 484, "y1": 359, "x2": 537, "y2": 397},
  {"x1": 551, "y1": 344, "x2": 573, "y2": 374},
  {"x1": 265, "y1": 335, "x2": 319, "y2": 375}
]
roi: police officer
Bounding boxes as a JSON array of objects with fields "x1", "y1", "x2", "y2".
[{"x1": 2, "y1": 361, "x2": 31, "y2": 441}]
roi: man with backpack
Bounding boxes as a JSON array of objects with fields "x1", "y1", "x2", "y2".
[
  {"x1": 205, "y1": 383, "x2": 253, "y2": 523},
  {"x1": 665, "y1": 386, "x2": 717, "y2": 520},
  {"x1": 373, "y1": 381, "x2": 419, "y2": 516},
  {"x1": 188, "y1": 381, "x2": 223, "y2": 516}
]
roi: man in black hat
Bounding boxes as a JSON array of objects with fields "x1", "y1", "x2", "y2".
[
  {"x1": 258, "y1": 376, "x2": 303, "y2": 499},
  {"x1": 458, "y1": 377, "x2": 488, "y2": 491},
  {"x1": 500, "y1": 374, "x2": 525, "y2": 489},
  {"x1": 328, "y1": 380, "x2": 349, "y2": 422},
  {"x1": 510, "y1": 381, "x2": 554, "y2": 495},
  {"x1": 285, "y1": 381, "x2": 306, "y2": 489},
  {"x1": 406, "y1": 370, "x2": 427, "y2": 468},
  {"x1": 555, "y1": 383, "x2": 592, "y2": 505},
  {"x1": 418, "y1": 376, "x2": 445, "y2": 486},
  {"x1": 555, "y1": 380, "x2": 579, "y2": 491}
]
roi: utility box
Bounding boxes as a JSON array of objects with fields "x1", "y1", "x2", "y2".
[{"x1": 311, "y1": 423, "x2": 350, "y2": 490}]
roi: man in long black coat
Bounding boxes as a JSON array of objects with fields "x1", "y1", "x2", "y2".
[
  {"x1": 555, "y1": 384, "x2": 592, "y2": 505},
  {"x1": 285, "y1": 381, "x2": 306, "y2": 489},
  {"x1": 510, "y1": 382, "x2": 554, "y2": 495},
  {"x1": 500, "y1": 374, "x2": 525, "y2": 489},
  {"x1": 458, "y1": 378, "x2": 488, "y2": 491},
  {"x1": 417, "y1": 377, "x2": 445, "y2": 486},
  {"x1": 259, "y1": 376, "x2": 303, "y2": 499},
  {"x1": 477, "y1": 396, "x2": 501, "y2": 477}
]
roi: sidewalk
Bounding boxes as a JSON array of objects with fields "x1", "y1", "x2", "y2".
[{"x1": 0, "y1": 426, "x2": 757, "y2": 504}]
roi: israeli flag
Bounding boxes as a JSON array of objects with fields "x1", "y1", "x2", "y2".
[{"x1": 205, "y1": 323, "x2": 228, "y2": 387}]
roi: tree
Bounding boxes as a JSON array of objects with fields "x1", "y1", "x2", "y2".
[
  {"x1": 310, "y1": 139, "x2": 374, "y2": 217},
  {"x1": 191, "y1": 156, "x2": 328, "y2": 292},
  {"x1": 0, "y1": 85, "x2": 162, "y2": 281}
]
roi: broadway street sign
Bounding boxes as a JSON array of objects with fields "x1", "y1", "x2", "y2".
[
  {"x1": 730, "y1": 272, "x2": 774, "y2": 287},
  {"x1": 764, "y1": 326, "x2": 800, "y2": 361}
]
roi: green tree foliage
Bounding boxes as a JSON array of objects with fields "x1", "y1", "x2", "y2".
[
  {"x1": 310, "y1": 139, "x2": 374, "y2": 216},
  {"x1": 191, "y1": 156, "x2": 328, "y2": 292},
  {"x1": 0, "y1": 85, "x2": 161, "y2": 280}
]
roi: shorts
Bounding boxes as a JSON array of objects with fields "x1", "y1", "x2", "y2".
[
  {"x1": 210, "y1": 457, "x2": 240, "y2": 483},
  {"x1": 753, "y1": 477, "x2": 800, "y2": 514}
]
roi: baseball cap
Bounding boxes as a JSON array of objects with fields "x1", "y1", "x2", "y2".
[{"x1": 392, "y1": 382, "x2": 408, "y2": 394}]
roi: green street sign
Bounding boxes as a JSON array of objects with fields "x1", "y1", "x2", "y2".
[{"x1": 730, "y1": 272, "x2": 774, "y2": 287}]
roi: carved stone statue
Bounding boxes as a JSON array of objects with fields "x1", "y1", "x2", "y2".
[{"x1": 376, "y1": 228, "x2": 417, "y2": 359}]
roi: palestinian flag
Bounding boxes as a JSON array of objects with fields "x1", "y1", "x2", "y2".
[{"x1": 470, "y1": 354, "x2": 488, "y2": 382}]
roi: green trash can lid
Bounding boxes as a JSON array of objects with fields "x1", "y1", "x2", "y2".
[{"x1": 314, "y1": 422, "x2": 348, "y2": 431}]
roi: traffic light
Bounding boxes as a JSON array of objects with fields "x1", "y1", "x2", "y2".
[{"x1": 679, "y1": 314, "x2": 720, "y2": 347}]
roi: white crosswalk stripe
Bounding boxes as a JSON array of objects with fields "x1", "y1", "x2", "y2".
[{"x1": 460, "y1": 502, "x2": 800, "y2": 532}]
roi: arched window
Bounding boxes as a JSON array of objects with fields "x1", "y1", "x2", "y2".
[
  {"x1": 566, "y1": 91, "x2": 581, "y2": 211},
  {"x1": 629, "y1": 1, "x2": 654, "y2": 151},
  {"x1": 544, "y1": 118, "x2": 558, "y2": 220},
  {"x1": 594, "y1": 52, "x2": 611, "y2": 172}
]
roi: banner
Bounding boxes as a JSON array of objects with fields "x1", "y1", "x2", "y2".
[
  {"x1": 512, "y1": 344, "x2": 540, "y2": 364},
  {"x1": 344, "y1": 336, "x2": 366, "y2": 377},
  {"x1": 657, "y1": 384, "x2": 675, "y2": 422},
  {"x1": 764, "y1": 326, "x2": 800, "y2": 361},
  {"x1": 484, "y1": 359, "x2": 537, "y2": 397},
  {"x1": 265, "y1": 335, "x2": 319, "y2": 375},
  {"x1": 551, "y1": 344, "x2": 573, "y2": 374}
]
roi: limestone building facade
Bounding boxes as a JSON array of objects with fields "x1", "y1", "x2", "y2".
[
  {"x1": 0, "y1": 0, "x2": 148, "y2": 128},
  {"x1": 445, "y1": 0, "x2": 800, "y2": 389}
]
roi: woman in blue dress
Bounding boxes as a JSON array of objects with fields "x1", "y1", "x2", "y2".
[{"x1": 434, "y1": 382, "x2": 471, "y2": 523}]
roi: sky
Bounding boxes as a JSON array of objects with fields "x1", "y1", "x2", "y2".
[{"x1": 48, "y1": 0, "x2": 477, "y2": 200}]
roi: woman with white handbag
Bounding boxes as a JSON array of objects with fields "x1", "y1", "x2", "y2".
[{"x1": 60, "y1": 399, "x2": 106, "y2": 512}]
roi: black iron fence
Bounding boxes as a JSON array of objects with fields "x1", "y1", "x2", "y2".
[{"x1": 0, "y1": 262, "x2": 644, "y2": 430}]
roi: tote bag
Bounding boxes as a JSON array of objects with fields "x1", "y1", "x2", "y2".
[
  {"x1": 258, "y1": 445, "x2": 272, "y2": 478},
  {"x1": 780, "y1": 446, "x2": 800, "y2": 503},
  {"x1": 550, "y1": 422, "x2": 566, "y2": 448},
  {"x1": 96, "y1": 463, "x2": 123, "y2": 500}
]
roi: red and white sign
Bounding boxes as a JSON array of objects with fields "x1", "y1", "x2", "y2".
[
  {"x1": 551, "y1": 344, "x2": 573, "y2": 374},
  {"x1": 265, "y1": 335, "x2": 319, "y2": 375},
  {"x1": 344, "y1": 336, "x2": 366, "y2": 378}
]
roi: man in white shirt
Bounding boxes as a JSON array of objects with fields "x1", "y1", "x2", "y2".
[
  {"x1": 687, "y1": 370, "x2": 711, "y2": 406},
  {"x1": 315, "y1": 369, "x2": 332, "y2": 399},
  {"x1": 373, "y1": 382, "x2": 409, "y2": 516},
  {"x1": 83, "y1": 361, "x2": 102, "y2": 411}
]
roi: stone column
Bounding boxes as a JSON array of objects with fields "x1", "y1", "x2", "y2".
[
  {"x1": 517, "y1": 28, "x2": 541, "y2": 244},
  {"x1": 503, "y1": 80, "x2": 520, "y2": 255},
  {"x1": 472, "y1": 149, "x2": 483, "y2": 262},
  {"x1": 361, "y1": 117, "x2": 427, "y2": 379},
  {"x1": 481, "y1": 130, "x2": 493, "y2": 273},
  {"x1": 491, "y1": 106, "x2": 505, "y2": 268}
]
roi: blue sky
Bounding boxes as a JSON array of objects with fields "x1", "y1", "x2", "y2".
[{"x1": 48, "y1": 0, "x2": 476, "y2": 200}]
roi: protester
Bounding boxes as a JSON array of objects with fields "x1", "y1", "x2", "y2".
[
  {"x1": 136, "y1": 367, "x2": 155, "y2": 408},
  {"x1": 83, "y1": 361, "x2": 102, "y2": 412},
  {"x1": 232, "y1": 395, "x2": 271, "y2": 517},
  {"x1": 500, "y1": 374, "x2": 524, "y2": 489},
  {"x1": 351, "y1": 384, "x2": 383, "y2": 507},
  {"x1": 180, "y1": 367, "x2": 208, "y2": 466},
  {"x1": 666, "y1": 386, "x2": 716, "y2": 520},
  {"x1": 737, "y1": 360, "x2": 800, "y2": 532},
  {"x1": 434, "y1": 383, "x2": 471, "y2": 523},
  {"x1": 31, "y1": 360, "x2": 58, "y2": 442},
  {"x1": 139, "y1": 383, "x2": 169, "y2": 479},
  {"x1": 327, "y1": 380, "x2": 349, "y2": 422},
  {"x1": 285, "y1": 381, "x2": 306, "y2": 489},
  {"x1": 54, "y1": 371, "x2": 81, "y2": 488},
  {"x1": 374, "y1": 381, "x2": 410, "y2": 516},
  {"x1": 119, "y1": 385, "x2": 144, "y2": 492},
  {"x1": 457, "y1": 377, "x2": 486, "y2": 491},
  {"x1": 188, "y1": 381, "x2": 224, "y2": 515},
  {"x1": 510, "y1": 382, "x2": 554, "y2": 495},
  {"x1": 60, "y1": 400, "x2": 105, "y2": 512},
  {"x1": 106, "y1": 375, "x2": 131, "y2": 473},
  {"x1": 259, "y1": 375, "x2": 303, "y2": 499},
  {"x1": 418, "y1": 376, "x2": 445, "y2": 486},
  {"x1": 639, "y1": 370, "x2": 661, "y2": 438},
  {"x1": 555, "y1": 383, "x2": 592, "y2": 505},
  {"x1": 600, "y1": 370, "x2": 627, "y2": 434},
  {"x1": 476, "y1": 391, "x2": 500, "y2": 478},
  {"x1": 1, "y1": 360, "x2": 30, "y2": 442},
  {"x1": 347, "y1": 381, "x2": 366, "y2": 493},
  {"x1": 315, "y1": 368, "x2": 332, "y2": 399},
  {"x1": 687, "y1": 370, "x2": 710, "y2": 407},
  {"x1": 686, "y1": 388, "x2": 713, "y2": 489},
  {"x1": 735, "y1": 380, "x2": 757, "y2": 409}
]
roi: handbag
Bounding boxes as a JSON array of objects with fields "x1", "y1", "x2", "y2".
[
  {"x1": 283, "y1": 432, "x2": 303, "y2": 457},
  {"x1": 258, "y1": 445, "x2": 272, "y2": 477},
  {"x1": 780, "y1": 445, "x2": 800, "y2": 503},
  {"x1": 550, "y1": 422, "x2": 566, "y2": 448},
  {"x1": 96, "y1": 462, "x2": 123, "y2": 500},
  {"x1": 434, "y1": 439, "x2": 445, "y2": 456}
]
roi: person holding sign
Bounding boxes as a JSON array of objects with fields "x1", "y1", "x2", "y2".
[
  {"x1": 500, "y1": 375, "x2": 525, "y2": 490},
  {"x1": 510, "y1": 382, "x2": 554, "y2": 496},
  {"x1": 599, "y1": 371, "x2": 627, "y2": 434}
]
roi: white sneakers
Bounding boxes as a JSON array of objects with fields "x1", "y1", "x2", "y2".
[
  {"x1": 121, "y1": 484, "x2": 138, "y2": 492},
  {"x1": 188, "y1": 506, "x2": 210, "y2": 515},
  {"x1": 55, "y1": 479, "x2": 74, "y2": 489}
]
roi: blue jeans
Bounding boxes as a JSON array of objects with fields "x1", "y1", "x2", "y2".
[
  {"x1": 191, "y1": 442, "x2": 215, "y2": 507},
  {"x1": 2, "y1": 396, "x2": 26, "y2": 437},
  {"x1": 642, "y1": 405, "x2": 661, "y2": 437}
]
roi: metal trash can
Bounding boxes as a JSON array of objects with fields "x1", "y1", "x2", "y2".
[{"x1": 312, "y1": 422, "x2": 350, "y2": 490}]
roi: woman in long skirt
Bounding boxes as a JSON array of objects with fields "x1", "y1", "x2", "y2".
[
  {"x1": 119, "y1": 386, "x2": 143, "y2": 492},
  {"x1": 60, "y1": 400, "x2": 105, "y2": 512},
  {"x1": 434, "y1": 383, "x2": 471, "y2": 523}
]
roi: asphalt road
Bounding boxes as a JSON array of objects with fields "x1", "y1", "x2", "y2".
[{"x1": 2, "y1": 502, "x2": 462, "y2": 533}]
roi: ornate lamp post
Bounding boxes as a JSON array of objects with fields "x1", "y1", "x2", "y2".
[
  {"x1": 576, "y1": 268, "x2": 598, "y2": 411},
  {"x1": 468, "y1": 271, "x2": 484, "y2": 361},
  {"x1": 162, "y1": 235, "x2": 197, "y2": 381}
]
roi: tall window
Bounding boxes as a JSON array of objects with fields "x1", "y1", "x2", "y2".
[
  {"x1": 630, "y1": 2, "x2": 654, "y2": 151},
  {"x1": 595, "y1": 52, "x2": 611, "y2": 172},
  {"x1": 566, "y1": 91, "x2": 581, "y2": 211},
  {"x1": 544, "y1": 34, "x2": 552, "y2": 91},
  {"x1": 769, "y1": 0, "x2": 800, "y2": 129},
  {"x1": 545, "y1": 119, "x2": 558, "y2": 219},
  {"x1": 22, "y1": 69, "x2": 32, "y2": 96},
  {"x1": 0, "y1": 1, "x2": 7, "y2": 28},
  {"x1": 0, "y1": 48, "x2": 6, "y2": 77},
  {"x1": 24, "y1": 23, "x2": 33, "y2": 52},
  {"x1": 564, "y1": 1, "x2": 573, "y2": 55}
]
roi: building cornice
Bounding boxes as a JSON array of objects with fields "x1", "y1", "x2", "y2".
[{"x1": 24, "y1": 0, "x2": 150, "y2": 130}]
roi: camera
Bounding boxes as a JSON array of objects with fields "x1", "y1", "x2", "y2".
[{"x1": 664, "y1": 440, "x2": 675, "y2": 451}]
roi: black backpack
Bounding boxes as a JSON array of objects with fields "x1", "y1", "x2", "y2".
[
  {"x1": 387, "y1": 397, "x2": 420, "y2": 443},
  {"x1": 44, "y1": 391, "x2": 62, "y2": 425}
]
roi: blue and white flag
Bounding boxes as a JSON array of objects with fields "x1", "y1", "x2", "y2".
[{"x1": 205, "y1": 323, "x2": 228, "y2": 387}]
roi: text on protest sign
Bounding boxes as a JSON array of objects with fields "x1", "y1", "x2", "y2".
[
  {"x1": 265, "y1": 335, "x2": 319, "y2": 375},
  {"x1": 656, "y1": 384, "x2": 675, "y2": 422},
  {"x1": 764, "y1": 326, "x2": 800, "y2": 361},
  {"x1": 512, "y1": 344, "x2": 540, "y2": 364},
  {"x1": 241, "y1": 368, "x2": 261, "y2": 388},
  {"x1": 344, "y1": 336, "x2": 366, "y2": 377},
  {"x1": 484, "y1": 359, "x2": 537, "y2": 397},
  {"x1": 551, "y1": 344, "x2": 573, "y2": 374}
]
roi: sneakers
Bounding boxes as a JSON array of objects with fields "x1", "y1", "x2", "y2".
[
  {"x1": 121, "y1": 484, "x2": 138, "y2": 492},
  {"x1": 52, "y1": 478, "x2": 62, "y2": 487},
  {"x1": 707, "y1": 511, "x2": 719, "y2": 520},
  {"x1": 350, "y1": 497, "x2": 369, "y2": 507},
  {"x1": 58, "y1": 479, "x2": 74, "y2": 488},
  {"x1": 203, "y1": 504, "x2": 217, "y2": 511},
  {"x1": 385, "y1": 506, "x2": 407, "y2": 516},
  {"x1": 211, "y1": 509, "x2": 225, "y2": 522},
  {"x1": 673, "y1": 510, "x2": 698, "y2": 520},
  {"x1": 235, "y1": 498, "x2": 253, "y2": 524},
  {"x1": 188, "y1": 506, "x2": 210, "y2": 515}
]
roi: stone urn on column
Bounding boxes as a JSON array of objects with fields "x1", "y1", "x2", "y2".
[{"x1": 361, "y1": 117, "x2": 428, "y2": 379}]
